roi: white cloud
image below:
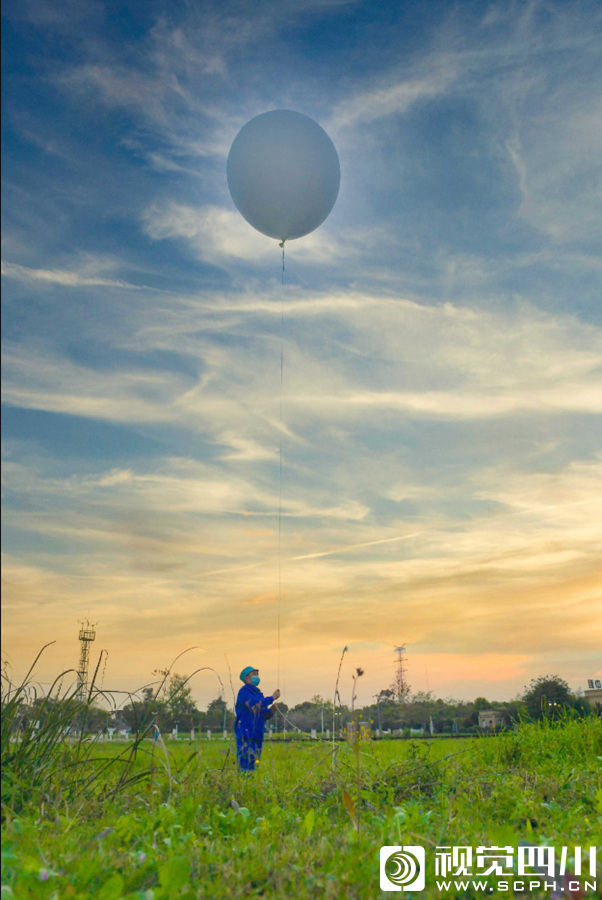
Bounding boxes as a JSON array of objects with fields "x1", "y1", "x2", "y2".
[
  {"x1": 293, "y1": 381, "x2": 602, "y2": 419},
  {"x1": 1, "y1": 345, "x2": 189, "y2": 423},
  {"x1": 142, "y1": 202, "x2": 353, "y2": 266},
  {"x1": 142, "y1": 203, "x2": 276, "y2": 263},
  {"x1": 504, "y1": 97, "x2": 602, "y2": 243},
  {"x1": 2, "y1": 455, "x2": 370, "y2": 523},
  {"x1": 330, "y1": 70, "x2": 456, "y2": 130},
  {"x1": 1, "y1": 260, "x2": 153, "y2": 290},
  {"x1": 218, "y1": 434, "x2": 278, "y2": 462},
  {"x1": 472, "y1": 455, "x2": 602, "y2": 515},
  {"x1": 3, "y1": 288, "x2": 600, "y2": 447}
]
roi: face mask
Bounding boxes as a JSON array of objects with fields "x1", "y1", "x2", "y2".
[{"x1": 251, "y1": 675, "x2": 260, "y2": 686}]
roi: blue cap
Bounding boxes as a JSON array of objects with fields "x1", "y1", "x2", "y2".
[{"x1": 240, "y1": 665, "x2": 257, "y2": 682}]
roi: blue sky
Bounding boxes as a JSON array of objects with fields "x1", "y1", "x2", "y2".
[{"x1": 2, "y1": 0, "x2": 601, "y2": 707}]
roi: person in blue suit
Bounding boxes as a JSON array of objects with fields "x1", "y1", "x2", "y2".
[{"x1": 235, "y1": 666, "x2": 280, "y2": 772}]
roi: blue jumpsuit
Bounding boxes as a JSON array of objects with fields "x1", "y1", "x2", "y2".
[{"x1": 235, "y1": 684, "x2": 274, "y2": 772}]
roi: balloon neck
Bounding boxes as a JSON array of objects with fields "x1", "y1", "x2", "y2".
[{"x1": 278, "y1": 240, "x2": 285, "y2": 248}]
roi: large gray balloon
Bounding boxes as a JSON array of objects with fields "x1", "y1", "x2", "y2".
[{"x1": 227, "y1": 110, "x2": 340, "y2": 242}]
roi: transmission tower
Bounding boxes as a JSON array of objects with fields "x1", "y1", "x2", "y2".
[
  {"x1": 392, "y1": 644, "x2": 410, "y2": 703},
  {"x1": 77, "y1": 621, "x2": 97, "y2": 697}
]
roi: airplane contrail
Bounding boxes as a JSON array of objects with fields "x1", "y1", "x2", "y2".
[{"x1": 291, "y1": 531, "x2": 424, "y2": 561}]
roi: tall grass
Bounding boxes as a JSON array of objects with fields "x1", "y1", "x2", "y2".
[
  {"x1": 1, "y1": 646, "x2": 227, "y2": 821},
  {"x1": 1, "y1": 645, "x2": 157, "y2": 819}
]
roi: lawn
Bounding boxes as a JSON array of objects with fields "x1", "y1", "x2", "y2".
[{"x1": 2, "y1": 717, "x2": 601, "y2": 898}]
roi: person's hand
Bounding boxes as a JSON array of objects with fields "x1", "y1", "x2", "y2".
[{"x1": 273, "y1": 689, "x2": 281, "y2": 701}]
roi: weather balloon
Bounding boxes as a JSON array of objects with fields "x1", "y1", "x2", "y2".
[{"x1": 227, "y1": 109, "x2": 340, "y2": 242}]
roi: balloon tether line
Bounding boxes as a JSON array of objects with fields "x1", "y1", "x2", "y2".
[{"x1": 277, "y1": 240, "x2": 285, "y2": 691}]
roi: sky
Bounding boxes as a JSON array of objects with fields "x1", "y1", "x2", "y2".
[{"x1": 2, "y1": 0, "x2": 601, "y2": 711}]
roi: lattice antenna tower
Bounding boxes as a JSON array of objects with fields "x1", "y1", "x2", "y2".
[
  {"x1": 77, "y1": 620, "x2": 97, "y2": 697},
  {"x1": 392, "y1": 644, "x2": 410, "y2": 703}
]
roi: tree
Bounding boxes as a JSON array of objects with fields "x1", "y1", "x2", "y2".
[
  {"x1": 119, "y1": 691, "x2": 160, "y2": 735},
  {"x1": 522, "y1": 675, "x2": 573, "y2": 721},
  {"x1": 376, "y1": 688, "x2": 395, "y2": 703},
  {"x1": 473, "y1": 697, "x2": 491, "y2": 711},
  {"x1": 162, "y1": 674, "x2": 201, "y2": 731},
  {"x1": 404, "y1": 691, "x2": 438, "y2": 732},
  {"x1": 270, "y1": 702, "x2": 288, "y2": 733},
  {"x1": 205, "y1": 696, "x2": 234, "y2": 730},
  {"x1": 286, "y1": 696, "x2": 333, "y2": 732}
]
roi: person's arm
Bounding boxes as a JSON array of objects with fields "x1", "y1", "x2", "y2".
[{"x1": 261, "y1": 688, "x2": 281, "y2": 708}]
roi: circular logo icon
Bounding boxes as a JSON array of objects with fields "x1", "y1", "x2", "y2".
[{"x1": 385, "y1": 849, "x2": 422, "y2": 887}]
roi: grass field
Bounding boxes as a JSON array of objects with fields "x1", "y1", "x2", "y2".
[{"x1": 2, "y1": 714, "x2": 601, "y2": 899}]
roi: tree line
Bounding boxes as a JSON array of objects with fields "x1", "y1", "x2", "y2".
[
  {"x1": 280, "y1": 674, "x2": 595, "y2": 736},
  {"x1": 11, "y1": 673, "x2": 596, "y2": 737}
]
